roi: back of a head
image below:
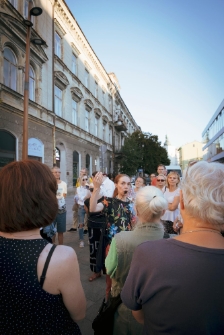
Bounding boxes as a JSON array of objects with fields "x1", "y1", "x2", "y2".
[
  {"x1": 181, "y1": 161, "x2": 224, "y2": 226},
  {"x1": 0, "y1": 160, "x2": 58, "y2": 232},
  {"x1": 135, "y1": 186, "x2": 168, "y2": 223}
]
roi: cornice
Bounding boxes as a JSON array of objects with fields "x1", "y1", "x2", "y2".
[
  {"x1": 0, "y1": 12, "x2": 48, "y2": 64},
  {"x1": 71, "y1": 42, "x2": 80, "y2": 56},
  {"x1": 54, "y1": 17, "x2": 66, "y2": 36},
  {"x1": 54, "y1": 0, "x2": 111, "y2": 87}
]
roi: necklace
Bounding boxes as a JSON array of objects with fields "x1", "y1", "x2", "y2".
[{"x1": 181, "y1": 229, "x2": 222, "y2": 236}]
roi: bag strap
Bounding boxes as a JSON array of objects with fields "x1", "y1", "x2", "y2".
[{"x1": 39, "y1": 244, "x2": 57, "y2": 288}]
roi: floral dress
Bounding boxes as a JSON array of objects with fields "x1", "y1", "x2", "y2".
[{"x1": 102, "y1": 197, "x2": 134, "y2": 243}]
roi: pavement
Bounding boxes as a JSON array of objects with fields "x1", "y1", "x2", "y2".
[{"x1": 62, "y1": 192, "x2": 106, "y2": 335}]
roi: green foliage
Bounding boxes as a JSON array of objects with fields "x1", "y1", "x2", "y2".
[{"x1": 119, "y1": 130, "x2": 170, "y2": 175}]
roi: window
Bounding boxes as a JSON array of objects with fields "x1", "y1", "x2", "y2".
[
  {"x1": 94, "y1": 117, "x2": 98, "y2": 136},
  {"x1": 29, "y1": 66, "x2": 35, "y2": 101},
  {"x1": 9, "y1": 0, "x2": 17, "y2": 8},
  {"x1": 72, "y1": 54, "x2": 77, "y2": 74},
  {"x1": 0, "y1": 130, "x2": 16, "y2": 168},
  {"x1": 85, "y1": 69, "x2": 89, "y2": 89},
  {"x1": 55, "y1": 32, "x2": 61, "y2": 58},
  {"x1": 3, "y1": 48, "x2": 17, "y2": 91},
  {"x1": 85, "y1": 110, "x2": 90, "y2": 132},
  {"x1": 24, "y1": 0, "x2": 34, "y2": 22},
  {"x1": 55, "y1": 85, "x2": 62, "y2": 116},
  {"x1": 109, "y1": 127, "x2": 112, "y2": 145},
  {"x1": 95, "y1": 82, "x2": 98, "y2": 99},
  {"x1": 103, "y1": 123, "x2": 106, "y2": 141},
  {"x1": 102, "y1": 91, "x2": 105, "y2": 105},
  {"x1": 72, "y1": 100, "x2": 77, "y2": 125}
]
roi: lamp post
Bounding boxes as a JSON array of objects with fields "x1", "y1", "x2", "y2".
[{"x1": 22, "y1": 1, "x2": 45, "y2": 160}]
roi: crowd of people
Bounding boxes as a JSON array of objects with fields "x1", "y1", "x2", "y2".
[{"x1": 0, "y1": 159, "x2": 224, "y2": 334}]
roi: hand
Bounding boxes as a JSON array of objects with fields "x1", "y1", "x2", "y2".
[{"x1": 93, "y1": 172, "x2": 103, "y2": 189}]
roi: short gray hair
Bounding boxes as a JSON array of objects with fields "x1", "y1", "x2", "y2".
[
  {"x1": 135, "y1": 186, "x2": 168, "y2": 222},
  {"x1": 181, "y1": 161, "x2": 224, "y2": 226}
]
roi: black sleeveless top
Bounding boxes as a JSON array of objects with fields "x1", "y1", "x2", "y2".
[{"x1": 0, "y1": 237, "x2": 81, "y2": 335}]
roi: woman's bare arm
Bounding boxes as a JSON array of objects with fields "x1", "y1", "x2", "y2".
[
  {"x1": 168, "y1": 196, "x2": 180, "y2": 211},
  {"x1": 58, "y1": 248, "x2": 86, "y2": 321}
]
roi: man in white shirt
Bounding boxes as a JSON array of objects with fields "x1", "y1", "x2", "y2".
[
  {"x1": 92, "y1": 171, "x2": 115, "y2": 197},
  {"x1": 52, "y1": 166, "x2": 67, "y2": 245}
]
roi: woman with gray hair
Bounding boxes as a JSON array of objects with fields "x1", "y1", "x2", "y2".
[
  {"x1": 122, "y1": 161, "x2": 224, "y2": 335},
  {"x1": 105, "y1": 186, "x2": 167, "y2": 335}
]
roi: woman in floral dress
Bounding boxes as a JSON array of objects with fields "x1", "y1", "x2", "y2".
[{"x1": 90, "y1": 172, "x2": 135, "y2": 297}]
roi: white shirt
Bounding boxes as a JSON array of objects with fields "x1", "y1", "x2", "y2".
[
  {"x1": 56, "y1": 180, "x2": 67, "y2": 209},
  {"x1": 100, "y1": 177, "x2": 115, "y2": 197},
  {"x1": 161, "y1": 188, "x2": 180, "y2": 222},
  {"x1": 77, "y1": 186, "x2": 89, "y2": 206}
]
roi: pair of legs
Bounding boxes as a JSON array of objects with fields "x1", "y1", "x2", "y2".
[
  {"x1": 88, "y1": 227, "x2": 102, "y2": 281},
  {"x1": 52, "y1": 212, "x2": 66, "y2": 245},
  {"x1": 68, "y1": 210, "x2": 88, "y2": 232},
  {"x1": 78, "y1": 206, "x2": 86, "y2": 247}
]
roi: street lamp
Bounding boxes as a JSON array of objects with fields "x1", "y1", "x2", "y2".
[{"x1": 22, "y1": 2, "x2": 45, "y2": 160}]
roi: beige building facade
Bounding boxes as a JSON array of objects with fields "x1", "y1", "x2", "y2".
[
  {"x1": 0, "y1": 0, "x2": 138, "y2": 189},
  {"x1": 178, "y1": 141, "x2": 203, "y2": 171}
]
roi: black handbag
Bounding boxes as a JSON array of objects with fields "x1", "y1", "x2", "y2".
[{"x1": 92, "y1": 293, "x2": 122, "y2": 335}]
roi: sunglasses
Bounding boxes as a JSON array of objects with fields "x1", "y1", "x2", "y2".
[
  {"x1": 82, "y1": 178, "x2": 88, "y2": 181},
  {"x1": 157, "y1": 179, "x2": 165, "y2": 182}
]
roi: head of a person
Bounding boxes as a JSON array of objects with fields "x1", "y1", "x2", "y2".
[
  {"x1": 52, "y1": 166, "x2": 61, "y2": 180},
  {"x1": 135, "y1": 186, "x2": 168, "y2": 223},
  {"x1": 150, "y1": 173, "x2": 156, "y2": 181},
  {"x1": 157, "y1": 164, "x2": 166, "y2": 175},
  {"x1": 81, "y1": 174, "x2": 88, "y2": 186},
  {"x1": 156, "y1": 174, "x2": 166, "y2": 188},
  {"x1": 0, "y1": 160, "x2": 58, "y2": 232},
  {"x1": 167, "y1": 171, "x2": 180, "y2": 188},
  {"x1": 181, "y1": 161, "x2": 224, "y2": 227},
  {"x1": 113, "y1": 174, "x2": 131, "y2": 198},
  {"x1": 135, "y1": 176, "x2": 146, "y2": 189}
]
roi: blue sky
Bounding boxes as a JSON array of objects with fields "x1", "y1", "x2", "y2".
[{"x1": 65, "y1": 0, "x2": 224, "y2": 148}]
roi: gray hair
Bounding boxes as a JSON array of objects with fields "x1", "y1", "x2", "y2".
[
  {"x1": 181, "y1": 161, "x2": 224, "y2": 226},
  {"x1": 135, "y1": 186, "x2": 168, "y2": 223}
]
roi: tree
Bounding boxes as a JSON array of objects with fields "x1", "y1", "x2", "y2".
[{"x1": 119, "y1": 130, "x2": 170, "y2": 175}]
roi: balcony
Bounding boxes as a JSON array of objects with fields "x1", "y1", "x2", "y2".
[{"x1": 114, "y1": 118, "x2": 127, "y2": 131}]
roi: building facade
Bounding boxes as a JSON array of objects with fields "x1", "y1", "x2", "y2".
[
  {"x1": 178, "y1": 141, "x2": 203, "y2": 171},
  {"x1": 202, "y1": 99, "x2": 224, "y2": 163},
  {"x1": 0, "y1": 0, "x2": 139, "y2": 189}
]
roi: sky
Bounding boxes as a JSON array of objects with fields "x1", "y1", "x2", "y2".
[{"x1": 65, "y1": 0, "x2": 224, "y2": 148}]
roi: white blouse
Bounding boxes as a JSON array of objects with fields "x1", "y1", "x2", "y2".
[{"x1": 161, "y1": 188, "x2": 180, "y2": 222}]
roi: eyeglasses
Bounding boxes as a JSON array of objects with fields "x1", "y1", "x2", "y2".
[
  {"x1": 82, "y1": 178, "x2": 88, "y2": 181},
  {"x1": 157, "y1": 179, "x2": 165, "y2": 182}
]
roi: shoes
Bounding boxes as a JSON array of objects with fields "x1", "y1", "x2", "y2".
[
  {"x1": 67, "y1": 228, "x2": 77, "y2": 232},
  {"x1": 89, "y1": 273, "x2": 101, "y2": 282},
  {"x1": 83, "y1": 230, "x2": 88, "y2": 235},
  {"x1": 79, "y1": 241, "x2": 84, "y2": 248}
]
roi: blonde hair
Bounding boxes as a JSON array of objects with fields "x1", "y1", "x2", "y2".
[
  {"x1": 135, "y1": 186, "x2": 168, "y2": 223},
  {"x1": 181, "y1": 161, "x2": 224, "y2": 227}
]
